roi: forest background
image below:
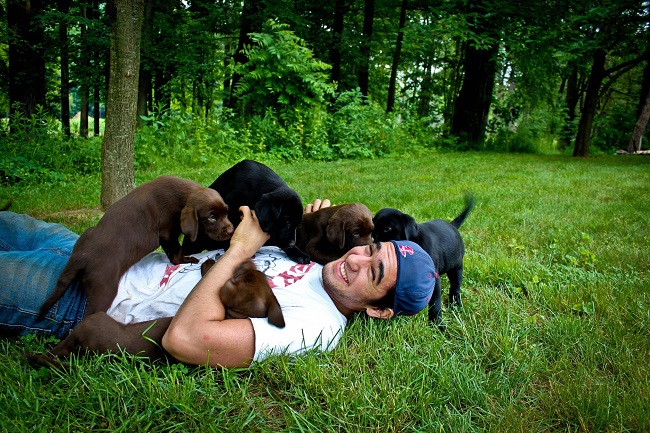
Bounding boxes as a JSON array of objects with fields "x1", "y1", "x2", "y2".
[{"x1": 1, "y1": 0, "x2": 649, "y2": 203}]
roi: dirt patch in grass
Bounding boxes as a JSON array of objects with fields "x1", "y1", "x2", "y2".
[{"x1": 35, "y1": 208, "x2": 104, "y2": 230}]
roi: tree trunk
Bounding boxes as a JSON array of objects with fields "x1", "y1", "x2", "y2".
[
  {"x1": 100, "y1": 0, "x2": 144, "y2": 210},
  {"x1": 636, "y1": 29, "x2": 650, "y2": 119},
  {"x1": 94, "y1": 86, "x2": 101, "y2": 136},
  {"x1": 628, "y1": 91, "x2": 650, "y2": 152},
  {"x1": 79, "y1": 7, "x2": 89, "y2": 138},
  {"x1": 154, "y1": 68, "x2": 171, "y2": 110},
  {"x1": 7, "y1": 0, "x2": 47, "y2": 130},
  {"x1": 561, "y1": 63, "x2": 581, "y2": 149},
  {"x1": 58, "y1": 0, "x2": 71, "y2": 137},
  {"x1": 358, "y1": 0, "x2": 374, "y2": 96},
  {"x1": 330, "y1": 0, "x2": 345, "y2": 89},
  {"x1": 227, "y1": 0, "x2": 263, "y2": 110},
  {"x1": 450, "y1": 41, "x2": 498, "y2": 145},
  {"x1": 573, "y1": 48, "x2": 606, "y2": 157},
  {"x1": 386, "y1": 0, "x2": 408, "y2": 113},
  {"x1": 417, "y1": 59, "x2": 433, "y2": 117},
  {"x1": 137, "y1": 0, "x2": 154, "y2": 127},
  {"x1": 93, "y1": 0, "x2": 101, "y2": 137},
  {"x1": 223, "y1": 41, "x2": 232, "y2": 104}
]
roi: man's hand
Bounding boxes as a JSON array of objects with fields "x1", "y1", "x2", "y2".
[
  {"x1": 305, "y1": 199, "x2": 331, "y2": 214},
  {"x1": 228, "y1": 206, "x2": 270, "y2": 258}
]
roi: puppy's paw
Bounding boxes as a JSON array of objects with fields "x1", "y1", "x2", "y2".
[
  {"x1": 284, "y1": 246, "x2": 311, "y2": 264},
  {"x1": 181, "y1": 255, "x2": 200, "y2": 264},
  {"x1": 294, "y1": 254, "x2": 311, "y2": 264},
  {"x1": 448, "y1": 296, "x2": 463, "y2": 310},
  {"x1": 26, "y1": 351, "x2": 71, "y2": 371}
]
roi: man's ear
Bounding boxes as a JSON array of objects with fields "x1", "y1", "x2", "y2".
[{"x1": 365, "y1": 307, "x2": 394, "y2": 320}]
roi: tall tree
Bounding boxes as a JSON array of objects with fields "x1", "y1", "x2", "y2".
[
  {"x1": 560, "y1": 63, "x2": 583, "y2": 149},
  {"x1": 449, "y1": 0, "x2": 499, "y2": 145},
  {"x1": 628, "y1": 91, "x2": 650, "y2": 152},
  {"x1": 358, "y1": 0, "x2": 374, "y2": 96},
  {"x1": 58, "y1": 0, "x2": 72, "y2": 136},
  {"x1": 573, "y1": 48, "x2": 605, "y2": 157},
  {"x1": 100, "y1": 0, "x2": 144, "y2": 209},
  {"x1": 137, "y1": 0, "x2": 154, "y2": 126},
  {"x1": 329, "y1": 0, "x2": 345, "y2": 88},
  {"x1": 568, "y1": 0, "x2": 648, "y2": 156},
  {"x1": 450, "y1": 41, "x2": 498, "y2": 144},
  {"x1": 386, "y1": 0, "x2": 408, "y2": 113},
  {"x1": 92, "y1": 0, "x2": 102, "y2": 137},
  {"x1": 227, "y1": 0, "x2": 263, "y2": 110},
  {"x1": 7, "y1": 0, "x2": 47, "y2": 129},
  {"x1": 79, "y1": 5, "x2": 90, "y2": 137}
]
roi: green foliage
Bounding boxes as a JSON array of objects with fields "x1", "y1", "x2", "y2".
[
  {"x1": 0, "y1": 107, "x2": 101, "y2": 184},
  {"x1": 135, "y1": 90, "x2": 438, "y2": 164},
  {"x1": 234, "y1": 20, "x2": 336, "y2": 122},
  {"x1": 326, "y1": 89, "x2": 391, "y2": 158},
  {"x1": 135, "y1": 106, "x2": 258, "y2": 170},
  {"x1": 591, "y1": 101, "x2": 638, "y2": 154}
]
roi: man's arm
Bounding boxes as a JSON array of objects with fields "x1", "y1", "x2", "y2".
[{"x1": 162, "y1": 206, "x2": 270, "y2": 368}]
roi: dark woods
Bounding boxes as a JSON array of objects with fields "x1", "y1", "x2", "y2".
[{"x1": 1, "y1": 0, "x2": 649, "y2": 185}]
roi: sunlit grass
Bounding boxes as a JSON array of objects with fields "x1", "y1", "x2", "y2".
[{"x1": 1, "y1": 152, "x2": 649, "y2": 431}]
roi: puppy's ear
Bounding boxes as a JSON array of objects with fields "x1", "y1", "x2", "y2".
[
  {"x1": 254, "y1": 193, "x2": 282, "y2": 232},
  {"x1": 402, "y1": 214, "x2": 418, "y2": 240},
  {"x1": 180, "y1": 204, "x2": 200, "y2": 242},
  {"x1": 266, "y1": 294, "x2": 285, "y2": 328},
  {"x1": 326, "y1": 213, "x2": 346, "y2": 250}
]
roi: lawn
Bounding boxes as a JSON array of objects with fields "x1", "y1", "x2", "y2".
[{"x1": 1, "y1": 152, "x2": 649, "y2": 432}]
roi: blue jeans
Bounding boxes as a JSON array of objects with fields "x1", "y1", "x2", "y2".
[{"x1": 0, "y1": 212, "x2": 87, "y2": 339}]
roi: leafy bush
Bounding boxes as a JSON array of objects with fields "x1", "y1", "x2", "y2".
[
  {"x1": 591, "y1": 104, "x2": 637, "y2": 154},
  {"x1": 326, "y1": 90, "x2": 390, "y2": 158},
  {"x1": 0, "y1": 107, "x2": 101, "y2": 184},
  {"x1": 485, "y1": 108, "x2": 560, "y2": 154},
  {"x1": 234, "y1": 20, "x2": 336, "y2": 123},
  {"x1": 136, "y1": 90, "x2": 439, "y2": 164},
  {"x1": 135, "y1": 106, "x2": 259, "y2": 169}
]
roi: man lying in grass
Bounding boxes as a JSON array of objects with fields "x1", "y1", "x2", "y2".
[{"x1": 0, "y1": 200, "x2": 436, "y2": 368}]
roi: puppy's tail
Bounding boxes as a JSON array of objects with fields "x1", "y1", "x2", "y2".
[
  {"x1": 39, "y1": 260, "x2": 82, "y2": 316},
  {"x1": 450, "y1": 194, "x2": 475, "y2": 229}
]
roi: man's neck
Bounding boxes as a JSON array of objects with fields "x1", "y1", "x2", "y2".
[{"x1": 321, "y1": 283, "x2": 355, "y2": 319}]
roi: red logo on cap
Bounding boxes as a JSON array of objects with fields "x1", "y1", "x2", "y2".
[{"x1": 398, "y1": 245, "x2": 414, "y2": 257}]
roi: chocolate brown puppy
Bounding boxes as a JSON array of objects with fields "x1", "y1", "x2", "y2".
[
  {"x1": 27, "y1": 259, "x2": 284, "y2": 369},
  {"x1": 202, "y1": 258, "x2": 285, "y2": 328},
  {"x1": 40, "y1": 176, "x2": 234, "y2": 317},
  {"x1": 26, "y1": 314, "x2": 174, "y2": 370},
  {"x1": 296, "y1": 203, "x2": 374, "y2": 265}
]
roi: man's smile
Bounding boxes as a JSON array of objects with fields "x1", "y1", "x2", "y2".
[{"x1": 339, "y1": 261, "x2": 349, "y2": 284}]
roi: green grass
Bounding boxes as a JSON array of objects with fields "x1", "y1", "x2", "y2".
[{"x1": 1, "y1": 152, "x2": 649, "y2": 432}]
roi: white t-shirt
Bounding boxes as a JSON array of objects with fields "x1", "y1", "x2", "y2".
[{"x1": 107, "y1": 247, "x2": 347, "y2": 362}]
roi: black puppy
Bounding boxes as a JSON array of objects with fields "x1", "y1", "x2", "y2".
[
  {"x1": 182, "y1": 160, "x2": 308, "y2": 263},
  {"x1": 372, "y1": 196, "x2": 474, "y2": 327}
]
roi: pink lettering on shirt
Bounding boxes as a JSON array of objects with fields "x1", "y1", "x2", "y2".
[
  {"x1": 268, "y1": 262, "x2": 317, "y2": 289},
  {"x1": 159, "y1": 264, "x2": 180, "y2": 287}
]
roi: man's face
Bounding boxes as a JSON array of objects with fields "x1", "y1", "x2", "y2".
[{"x1": 322, "y1": 242, "x2": 398, "y2": 315}]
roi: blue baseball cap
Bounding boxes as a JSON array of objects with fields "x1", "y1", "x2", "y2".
[{"x1": 391, "y1": 240, "x2": 437, "y2": 316}]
